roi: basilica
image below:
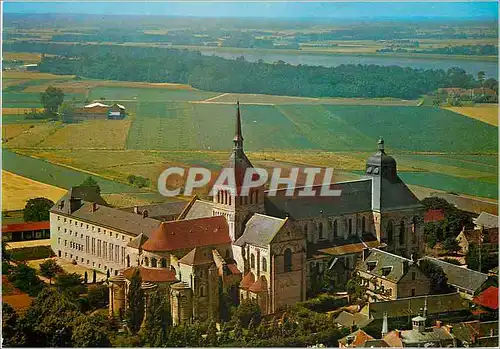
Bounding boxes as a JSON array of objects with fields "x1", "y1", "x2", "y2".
[{"x1": 50, "y1": 103, "x2": 424, "y2": 325}]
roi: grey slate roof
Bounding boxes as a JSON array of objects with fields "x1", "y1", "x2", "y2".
[
  {"x1": 333, "y1": 311, "x2": 373, "y2": 329},
  {"x1": 474, "y1": 212, "x2": 499, "y2": 229},
  {"x1": 264, "y1": 179, "x2": 372, "y2": 219},
  {"x1": 365, "y1": 292, "x2": 469, "y2": 319},
  {"x1": 421, "y1": 257, "x2": 489, "y2": 293},
  {"x1": 53, "y1": 197, "x2": 161, "y2": 238},
  {"x1": 358, "y1": 248, "x2": 414, "y2": 283},
  {"x1": 234, "y1": 214, "x2": 287, "y2": 247},
  {"x1": 400, "y1": 327, "x2": 454, "y2": 345},
  {"x1": 52, "y1": 186, "x2": 107, "y2": 215},
  {"x1": 120, "y1": 201, "x2": 187, "y2": 219},
  {"x1": 183, "y1": 200, "x2": 214, "y2": 220},
  {"x1": 377, "y1": 176, "x2": 423, "y2": 212}
]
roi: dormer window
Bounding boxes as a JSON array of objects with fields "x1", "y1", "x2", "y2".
[
  {"x1": 367, "y1": 261, "x2": 377, "y2": 271},
  {"x1": 382, "y1": 267, "x2": 392, "y2": 277}
]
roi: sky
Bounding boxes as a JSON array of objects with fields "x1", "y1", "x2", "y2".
[{"x1": 3, "y1": 1, "x2": 499, "y2": 19}]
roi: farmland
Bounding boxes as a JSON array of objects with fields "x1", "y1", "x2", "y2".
[
  {"x1": 443, "y1": 104, "x2": 499, "y2": 126},
  {"x1": 2, "y1": 170, "x2": 67, "y2": 211},
  {"x1": 2, "y1": 72, "x2": 498, "y2": 201}
]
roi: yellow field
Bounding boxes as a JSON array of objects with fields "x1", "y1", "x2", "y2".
[
  {"x1": 2, "y1": 124, "x2": 34, "y2": 141},
  {"x1": 2, "y1": 170, "x2": 66, "y2": 211},
  {"x1": 3, "y1": 52, "x2": 43, "y2": 64},
  {"x1": 3, "y1": 71, "x2": 75, "y2": 80},
  {"x1": 2, "y1": 107, "x2": 44, "y2": 115},
  {"x1": 39, "y1": 119, "x2": 132, "y2": 149},
  {"x1": 3, "y1": 122, "x2": 63, "y2": 148},
  {"x1": 444, "y1": 104, "x2": 498, "y2": 126}
]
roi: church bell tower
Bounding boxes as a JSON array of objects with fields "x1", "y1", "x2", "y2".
[{"x1": 212, "y1": 102, "x2": 265, "y2": 242}]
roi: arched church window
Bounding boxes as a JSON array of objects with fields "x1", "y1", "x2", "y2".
[
  {"x1": 151, "y1": 258, "x2": 157, "y2": 267},
  {"x1": 399, "y1": 220, "x2": 405, "y2": 245},
  {"x1": 412, "y1": 217, "x2": 418, "y2": 244},
  {"x1": 333, "y1": 220, "x2": 338, "y2": 238},
  {"x1": 318, "y1": 222, "x2": 323, "y2": 239},
  {"x1": 161, "y1": 258, "x2": 167, "y2": 268},
  {"x1": 229, "y1": 194, "x2": 232, "y2": 206},
  {"x1": 387, "y1": 221, "x2": 394, "y2": 244},
  {"x1": 251, "y1": 254, "x2": 255, "y2": 269},
  {"x1": 144, "y1": 257, "x2": 149, "y2": 267},
  {"x1": 126, "y1": 255, "x2": 130, "y2": 267},
  {"x1": 348, "y1": 219, "x2": 353, "y2": 235},
  {"x1": 284, "y1": 248, "x2": 292, "y2": 272},
  {"x1": 362, "y1": 216, "x2": 366, "y2": 233},
  {"x1": 262, "y1": 257, "x2": 267, "y2": 272}
]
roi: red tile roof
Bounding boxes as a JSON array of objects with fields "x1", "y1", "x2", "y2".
[
  {"x1": 2, "y1": 221, "x2": 50, "y2": 233},
  {"x1": 424, "y1": 209, "x2": 445, "y2": 223},
  {"x1": 227, "y1": 263, "x2": 241, "y2": 275},
  {"x1": 473, "y1": 286, "x2": 498, "y2": 310},
  {"x1": 142, "y1": 216, "x2": 230, "y2": 252},
  {"x1": 240, "y1": 272, "x2": 255, "y2": 289},
  {"x1": 249, "y1": 276, "x2": 268, "y2": 293},
  {"x1": 122, "y1": 266, "x2": 177, "y2": 283}
]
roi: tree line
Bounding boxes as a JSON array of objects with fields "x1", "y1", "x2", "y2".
[{"x1": 5, "y1": 41, "x2": 496, "y2": 99}]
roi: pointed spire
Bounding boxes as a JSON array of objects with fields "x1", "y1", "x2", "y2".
[
  {"x1": 382, "y1": 310, "x2": 388, "y2": 337},
  {"x1": 423, "y1": 296, "x2": 428, "y2": 318},
  {"x1": 377, "y1": 137, "x2": 385, "y2": 153},
  {"x1": 233, "y1": 101, "x2": 243, "y2": 148}
]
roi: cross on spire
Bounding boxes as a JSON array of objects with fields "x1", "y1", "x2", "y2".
[{"x1": 377, "y1": 137, "x2": 385, "y2": 153}]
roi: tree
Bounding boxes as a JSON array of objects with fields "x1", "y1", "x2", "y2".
[
  {"x1": 477, "y1": 71, "x2": 486, "y2": 86},
  {"x1": 346, "y1": 273, "x2": 366, "y2": 303},
  {"x1": 72, "y1": 313, "x2": 111, "y2": 347},
  {"x1": 2, "y1": 302, "x2": 24, "y2": 347},
  {"x1": 231, "y1": 299, "x2": 261, "y2": 328},
  {"x1": 22, "y1": 288, "x2": 80, "y2": 347},
  {"x1": 419, "y1": 259, "x2": 449, "y2": 294},
  {"x1": 126, "y1": 269, "x2": 144, "y2": 334},
  {"x1": 443, "y1": 237, "x2": 460, "y2": 254},
  {"x1": 87, "y1": 284, "x2": 109, "y2": 310},
  {"x1": 39, "y1": 259, "x2": 63, "y2": 284},
  {"x1": 40, "y1": 86, "x2": 64, "y2": 116},
  {"x1": 80, "y1": 176, "x2": 101, "y2": 194},
  {"x1": 84, "y1": 271, "x2": 88, "y2": 284},
  {"x1": 143, "y1": 290, "x2": 170, "y2": 346},
  {"x1": 466, "y1": 245, "x2": 497, "y2": 273},
  {"x1": 23, "y1": 197, "x2": 54, "y2": 222},
  {"x1": 55, "y1": 272, "x2": 85, "y2": 297},
  {"x1": 58, "y1": 100, "x2": 75, "y2": 123},
  {"x1": 8, "y1": 263, "x2": 44, "y2": 296}
]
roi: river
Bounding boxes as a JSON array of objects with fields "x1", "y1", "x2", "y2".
[{"x1": 195, "y1": 48, "x2": 498, "y2": 78}]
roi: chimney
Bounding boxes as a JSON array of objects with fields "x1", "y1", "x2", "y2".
[
  {"x1": 362, "y1": 247, "x2": 370, "y2": 261},
  {"x1": 133, "y1": 205, "x2": 139, "y2": 214},
  {"x1": 402, "y1": 260, "x2": 409, "y2": 274},
  {"x1": 435, "y1": 320, "x2": 442, "y2": 328},
  {"x1": 142, "y1": 210, "x2": 148, "y2": 218},
  {"x1": 90, "y1": 202, "x2": 98, "y2": 212}
]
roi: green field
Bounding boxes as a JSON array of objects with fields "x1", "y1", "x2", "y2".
[
  {"x1": 2, "y1": 77, "x2": 498, "y2": 200},
  {"x1": 2, "y1": 149, "x2": 139, "y2": 194}
]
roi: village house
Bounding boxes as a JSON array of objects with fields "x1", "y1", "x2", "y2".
[
  {"x1": 456, "y1": 226, "x2": 499, "y2": 254},
  {"x1": 356, "y1": 248, "x2": 430, "y2": 301},
  {"x1": 473, "y1": 212, "x2": 499, "y2": 230},
  {"x1": 72, "y1": 102, "x2": 126, "y2": 121}
]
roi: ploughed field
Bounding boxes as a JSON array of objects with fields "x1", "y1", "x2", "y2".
[{"x1": 2, "y1": 73, "x2": 498, "y2": 200}]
